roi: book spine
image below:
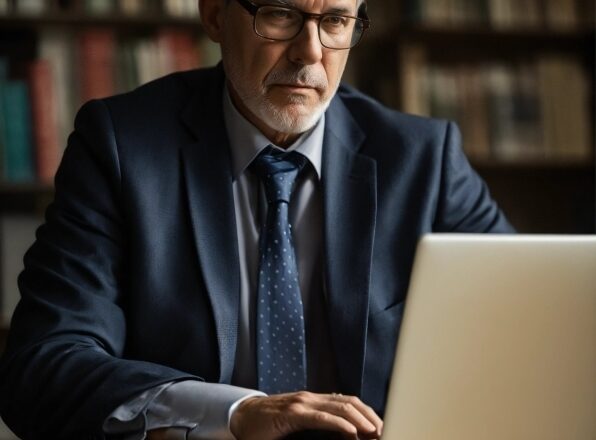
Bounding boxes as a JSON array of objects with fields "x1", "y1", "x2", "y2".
[
  {"x1": 29, "y1": 59, "x2": 61, "y2": 184},
  {"x1": 38, "y1": 29, "x2": 76, "y2": 153},
  {"x1": 14, "y1": 0, "x2": 46, "y2": 15},
  {"x1": 84, "y1": 0, "x2": 114, "y2": 15},
  {"x1": 78, "y1": 29, "x2": 116, "y2": 104},
  {"x1": 120, "y1": 0, "x2": 143, "y2": 16},
  {"x1": 0, "y1": 0, "x2": 9, "y2": 14},
  {"x1": 0, "y1": 81, "x2": 35, "y2": 182}
]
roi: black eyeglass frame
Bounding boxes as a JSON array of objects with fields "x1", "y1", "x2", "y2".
[{"x1": 233, "y1": 0, "x2": 371, "y2": 50}]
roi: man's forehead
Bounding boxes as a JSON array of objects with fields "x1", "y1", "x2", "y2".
[{"x1": 262, "y1": 0, "x2": 359, "y2": 14}]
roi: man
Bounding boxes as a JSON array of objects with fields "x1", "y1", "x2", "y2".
[{"x1": 0, "y1": 0, "x2": 513, "y2": 438}]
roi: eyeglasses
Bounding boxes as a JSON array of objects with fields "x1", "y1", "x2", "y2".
[{"x1": 234, "y1": 0, "x2": 370, "y2": 50}]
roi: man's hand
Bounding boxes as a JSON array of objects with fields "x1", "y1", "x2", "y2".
[{"x1": 229, "y1": 391, "x2": 383, "y2": 440}]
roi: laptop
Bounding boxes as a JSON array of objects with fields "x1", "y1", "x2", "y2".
[{"x1": 382, "y1": 234, "x2": 596, "y2": 440}]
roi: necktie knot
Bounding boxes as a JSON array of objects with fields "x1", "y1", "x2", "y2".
[{"x1": 252, "y1": 147, "x2": 307, "y2": 204}]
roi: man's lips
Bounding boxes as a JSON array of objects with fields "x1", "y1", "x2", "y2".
[{"x1": 272, "y1": 83, "x2": 318, "y2": 92}]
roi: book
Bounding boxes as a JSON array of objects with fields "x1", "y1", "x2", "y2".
[
  {"x1": 78, "y1": 29, "x2": 116, "y2": 104},
  {"x1": 458, "y1": 65, "x2": 491, "y2": 159},
  {"x1": 0, "y1": 0, "x2": 9, "y2": 14},
  {"x1": 28, "y1": 59, "x2": 61, "y2": 184},
  {"x1": 14, "y1": 0, "x2": 45, "y2": 15},
  {"x1": 0, "y1": 81, "x2": 35, "y2": 183},
  {"x1": 157, "y1": 29, "x2": 200, "y2": 72},
  {"x1": 38, "y1": 29, "x2": 76, "y2": 149},
  {"x1": 544, "y1": 0, "x2": 578, "y2": 29},
  {"x1": 84, "y1": 0, "x2": 115, "y2": 15},
  {"x1": 511, "y1": 63, "x2": 543, "y2": 159},
  {"x1": 399, "y1": 44, "x2": 429, "y2": 117},
  {"x1": 487, "y1": 65, "x2": 518, "y2": 158},
  {"x1": 164, "y1": 0, "x2": 184, "y2": 17},
  {"x1": 120, "y1": 0, "x2": 143, "y2": 15},
  {"x1": 538, "y1": 56, "x2": 591, "y2": 160}
]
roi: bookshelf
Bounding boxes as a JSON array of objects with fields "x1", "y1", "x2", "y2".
[
  {"x1": 352, "y1": 0, "x2": 595, "y2": 234},
  {"x1": 0, "y1": 1, "x2": 215, "y2": 370},
  {"x1": 0, "y1": 0, "x2": 595, "y2": 353}
]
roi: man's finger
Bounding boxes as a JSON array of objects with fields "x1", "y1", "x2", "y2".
[
  {"x1": 292, "y1": 408, "x2": 360, "y2": 439},
  {"x1": 312, "y1": 400, "x2": 377, "y2": 434},
  {"x1": 330, "y1": 394, "x2": 383, "y2": 436}
]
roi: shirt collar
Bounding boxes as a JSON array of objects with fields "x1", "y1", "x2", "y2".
[{"x1": 223, "y1": 85, "x2": 324, "y2": 181}]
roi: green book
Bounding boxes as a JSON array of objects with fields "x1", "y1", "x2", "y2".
[
  {"x1": 0, "y1": 81, "x2": 35, "y2": 183},
  {"x1": 84, "y1": 0, "x2": 115, "y2": 15}
]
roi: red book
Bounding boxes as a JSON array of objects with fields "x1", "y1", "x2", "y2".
[
  {"x1": 158, "y1": 29, "x2": 200, "y2": 74},
  {"x1": 29, "y1": 59, "x2": 61, "y2": 184},
  {"x1": 78, "y1": 28, "x2": 116, "y2": 104}
]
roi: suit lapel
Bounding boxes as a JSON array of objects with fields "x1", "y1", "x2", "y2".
[
  {"x1": 323, "y1": 96, "x2": 377, "y2": 397},
  {"x1": 179, "y1": 68, "x2": 239, "y2": 384}
]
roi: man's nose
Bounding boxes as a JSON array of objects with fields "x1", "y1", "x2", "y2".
[{"x1": 287, "y1": 19, "x2": 323, "y2": 65}]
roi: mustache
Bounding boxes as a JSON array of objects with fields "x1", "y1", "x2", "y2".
[{"x1": 264, "y1": 66, "x2": 328, "y2": 89}]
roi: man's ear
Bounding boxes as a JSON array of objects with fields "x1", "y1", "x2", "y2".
[{"x1": 199, "y1": 0, "x2": 226, "y2": 43}]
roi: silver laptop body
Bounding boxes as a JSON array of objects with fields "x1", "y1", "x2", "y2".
[{"x1": 382, "y1": 234, "x2": 596, "y2": 440}]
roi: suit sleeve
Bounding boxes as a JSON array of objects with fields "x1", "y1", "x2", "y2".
[
  {"x1": 0, "y1": 100, "x2": 198, "y2": 439},
  {"x1": 433, "y1": 121, "x2": 515, "y2": 233}
]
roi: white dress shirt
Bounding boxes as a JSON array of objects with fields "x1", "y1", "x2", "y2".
[{"x1": 104, "y1": 87, "x2": 336, "y2": 439}]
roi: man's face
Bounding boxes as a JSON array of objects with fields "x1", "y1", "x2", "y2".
[{"x1": 218, "y1": 0, "x2": 357, "y2": 139}]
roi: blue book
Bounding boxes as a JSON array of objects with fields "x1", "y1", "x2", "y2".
[{"x1": 0, "y1": 81, "x2": 35, "y2": 183}]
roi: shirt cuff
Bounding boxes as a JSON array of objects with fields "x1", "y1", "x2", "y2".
[{"x1": 103, "y1": 380, "x2": 266, "y2": 440}]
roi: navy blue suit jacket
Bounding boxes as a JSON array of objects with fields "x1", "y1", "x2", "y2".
[{"x1": 0, "y1": 66, "x2": 513, "y2": 438}]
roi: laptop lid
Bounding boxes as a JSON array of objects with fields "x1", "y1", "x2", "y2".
[{"x1": 382, "y1": 234, "x2": 596, "y2": 440}]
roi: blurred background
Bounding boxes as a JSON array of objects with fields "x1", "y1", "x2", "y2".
[{"x1": 0, "y1": 0, "x2": 594, "y2": 437}]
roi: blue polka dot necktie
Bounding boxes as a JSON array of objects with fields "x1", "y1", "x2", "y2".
[{"x1": 252, "y1": 146, "x2": 308, "y2": 394}]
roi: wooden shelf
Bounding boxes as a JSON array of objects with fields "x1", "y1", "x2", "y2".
[
  {"x1": 0, "y1": 13, "x2": 201, "y2": 30},
  {"x1": 364, "y1": 25, "x2": 595, "y2": 59},
  {"x1": 0, "y1": 183, "x2": 54, "y2": 214},
  {"x1": 394, "y1": 24, "x2": 595, "y2": 40},
  {"x1": 470, "y1": 158, "x2": 595, "y2": 171}
]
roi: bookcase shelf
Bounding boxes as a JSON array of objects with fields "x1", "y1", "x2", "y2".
[
  {"x1": 384, "y1": 26, "x2": 595, "y2": 56},
  {"x1": 470, "y1": 158, "x2": 595, "y2": 171},
  {"x1": 0, "y1": 3, "x2": 209, "y2": 362},
  {"x1": 0, "y1": 14, "x2": 202, "y2": 30},
  {"x1": 0, "y1": 184, "x2": 54, "y2": 214},
  {"x1": 352, "y1": 0, "x2": 595, "y2": 234}
]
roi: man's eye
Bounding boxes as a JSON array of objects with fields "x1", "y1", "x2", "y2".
[{"x1": 323, "y1": 15, "x2": 348, "y2": 26}]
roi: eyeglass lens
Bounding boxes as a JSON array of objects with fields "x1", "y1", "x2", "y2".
[{"x1": 255, "y1": 6, "x2": 364, "y2": 49}]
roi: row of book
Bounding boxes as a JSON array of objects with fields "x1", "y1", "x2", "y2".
[
  {"x1": 400, "y1": 46, "x2": 592, "y2": 161},
  {"x1": 0, "y1": 0, "x2": 199, "y2": 17},
  {"x1": 0, "y1": 29, "x2": 220, "y2": 184},
  {"x1": 402, "y1": 0, "x2": 595, "y2": 29}
]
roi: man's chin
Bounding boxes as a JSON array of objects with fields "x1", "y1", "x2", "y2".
[{"x1": 259, "y1": 102, "x2": 324, "y2": 134}]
